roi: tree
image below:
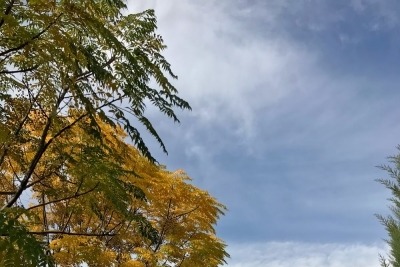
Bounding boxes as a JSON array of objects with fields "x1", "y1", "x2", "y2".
[
  {"x1": 0, "y1": 115, "x2": 229, "y2": 266},
  {"x1": 376, "y1": 147, "x2": 400, "y2": 267},
  {"x1": 0, "y1": 1, "x2": 230, "y2": 266},
  {"x1": 0, "y1": 0, "x2": 191, "y2": 208}
]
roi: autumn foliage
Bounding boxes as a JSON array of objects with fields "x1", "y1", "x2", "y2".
[{"x1": 0, "y1": 0, "x2": 228, "y2": 266}]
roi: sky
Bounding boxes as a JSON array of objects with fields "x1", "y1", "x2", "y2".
[{"x1": 127, "y1": 1, "x2": 400, "y2": 266}]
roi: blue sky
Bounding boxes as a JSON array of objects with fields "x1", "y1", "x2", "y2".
[{"x1": 129, "y1": 1, "x2": 400, "y2": 266}]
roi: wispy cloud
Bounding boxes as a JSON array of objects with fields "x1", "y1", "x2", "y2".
[
  {"x1": 127, "y1": 0, "x2": 400, "y2": 247},
  {"x1": 227, "y1": 242, "x2": 388, "y2": 267},
  {"x1": 128, "y1": 0, "x2": 321, "y2": 140},
  {"x1": 350, "y1": 0, "x2": 400, "y2": 29}
]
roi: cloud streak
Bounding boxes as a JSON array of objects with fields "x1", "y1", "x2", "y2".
[{"x1": 227, "y1": 242, "x2": 388, "y2": 267}]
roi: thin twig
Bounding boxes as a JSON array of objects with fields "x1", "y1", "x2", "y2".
[
  {"x1": 27, "y1": 183, "x2": 99, "y2": 211},
  {"x1": 0, "y1": 13, "x2": 63, "y2": 57},
  {"x1": 27, "y1": 231, "x2": 116, "y2": 237}
]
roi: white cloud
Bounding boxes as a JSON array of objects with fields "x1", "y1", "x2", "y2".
[
  {"x1": 227, "y1": 242, "x2": 389, "y2": 267},
  {"x1": 123, "y1": 0, "x2": 400, "y2": 247},
  {"x1": 127, "y1": 0, "x2": 321, "y2": 140},
  {"x1": 127, "y1": 0, "x2": 400, "y2": 151},
  {"x1": 125, "y1": 0, "x2": 400, "y2": 179},
  {"x1": 126, "y1": 0, "x2": 400, "y2": 185}
]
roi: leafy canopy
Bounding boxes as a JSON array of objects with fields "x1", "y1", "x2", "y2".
[
  {"x1": 0, "y1": 0, "x2": 190, "y2": 212},
  {"x1": 0, "y1": 0, "x2": 230, "y2": 266},
  {"x1": 0, "y1": 115, "x2": 229, "y2": 266}
]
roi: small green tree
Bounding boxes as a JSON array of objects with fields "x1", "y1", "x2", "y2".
[{"x1": 376, "y1": 146, "x2": 400, "y2": 267}]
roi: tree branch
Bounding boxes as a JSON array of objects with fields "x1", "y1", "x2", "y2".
[
  {"x1": 177, "y1": 255, "x2": 186, "y2": 267},
  {"x1": 0, "y1": 65, "x2": 39, "y2": 74},
  {"x1": 75, "y1": 54, "x2": 117, "y2": 83},
  {"x1": 2, "y1": 85, "x2": 123, "y2": 209},
  {"x1": 26, "y1": 169, "x2": 57, "y2": 189},
  {"x1": 27, "y1": 231, "x2": 116, "y2": 237},
  {"x1": 173, "y1": 206, "x2": 199, "y2": 219},
  {"x1": 27, "y1": 183, "x2": 99, "y2": 211},
  {"x1": 153, "y1": 198, "x2": 173, "y2": 252},
  {"x1": 44, "y1": 95, "x2": 124, "y2": 147},
  {"x1": 0, "y1": 13, "x2": 63, "y2": 57},
  {"x1": 0, "y1": 230, "x2": 114, "y2": 237},
  {"x1": 0, "y1": 82, "x2": 45, "y2": 169},
  {"x1": 0, "y1": 0, "x2": 16, "y2": 28},
  {"x1": 0, "y1": 191, "x2": 16, "y2": 195},
  {"x1": 0, "y1": 103, "x2": 33, "y2": 169},
  {"x1": 2, "y1": 84, "x2": 70, "y2": 209}
]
